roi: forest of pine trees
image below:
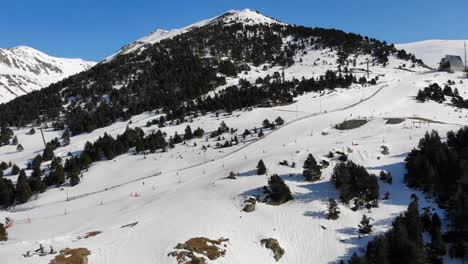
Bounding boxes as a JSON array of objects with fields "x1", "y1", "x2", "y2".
[
  {"x1": 346, "y1": 198, "x2": 451, "y2": 264},
  {"x1": 0, "y1": 21, "x2": 417, "y2": 138},
  {"x1": 405, "y1": 128, "x2": 468, "y2": 260},
  {"x1": 416, "y1": 82, "x2": 468, "y2": 110}
]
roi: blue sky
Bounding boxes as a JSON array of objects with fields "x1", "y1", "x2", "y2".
[{"x1": 1, "y1": 0, "x2": 467, "y2": 61}]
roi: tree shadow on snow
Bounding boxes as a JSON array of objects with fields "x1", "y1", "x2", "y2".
[
  {"x1": 293, "y1": 181, "x2": 336, "y2": 203},
  {"x1": 303, "y1": 210, "x2": 327, "y2": 219},
  {"x1": 239, "y1": 169, "x2": 258, "y2": 177}
]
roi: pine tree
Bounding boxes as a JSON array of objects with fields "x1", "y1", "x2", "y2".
[
  {"x1": 193, "y1": 127, "x2": 204, "y2": 138},
  {"x1": 69, "y1": 172, "x2": 80, "y2": 186},
  {"x1": 0, "y1": 178, "x2": 14, "y2": 208},
  {"x1": 275, "y1": 116, "x2": 284, "y2": 126},
  {"x1": 10, "y1": 164, "x2": 20, "y2": 175},
  {"x1": 267, "y1": 174, "x2": 293, "y2": 205},
  {"x1": 52, "y1": 164, "x2": 65, "y2": 186},
  {"x1": 184, "y1": 125, "x2": 193, "y2": 140},
  {"x1": 427, "y1": 213, "x2": 446, "y2": 262},
  {"x1": 28, "y1": 166, "x2": 46, "y2": 193},
  {"x1": 257, "y1": 159, "x2": 267, "y2": 175},
  {"x1": 303, "y1": 154, "x2": 322, "y2": 181},
  {"x1": 358, "y1": 214, "x2": 373, "y2": 235},
  {"x1": 16, "y1": 144, "x2": 24, "y2": 152},
  {"x1": 15, "y1": 170, "x2": 32, "y2": 204},
  {"x1": 42, "y1": 145, "x2": 55, "y2": 161},
  {"x1": 173, "y1": 132, "x2": 183, "y2": 144},
  {"x1": 62, "y1": 130, "x2": 70, "y2": 146},
  {"x1": 327, "y1": 198, "x2": 340, "y2": 220}
]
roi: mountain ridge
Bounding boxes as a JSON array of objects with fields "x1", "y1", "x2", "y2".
[
  {"x1": 0, "y1": 45, "x2": 95, "y2": 103},
  {"x1": 103, "y1": 9, "x2": 283, "y2": 62}
]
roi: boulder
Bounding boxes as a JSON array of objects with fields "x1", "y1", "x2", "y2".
[
  {"x1": 260, "y1": 238, "x2": 284, "y2": 261},
  {"x1": 243, "y1": 197, "x2": 257, "y2": 212}
]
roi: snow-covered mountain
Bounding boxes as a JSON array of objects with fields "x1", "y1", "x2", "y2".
[
  {"x1": 396, "y1": 39, "x2": 467, "y2": 68},
  {"x1": 0, "y1": 46, "x2": 95, "y2": 103},
  {"x1": 1, "y1": 9, "x2": 467, "y2": 264},
  {"x1": 104, "y1": 9, "x2": 282, "y2": 62}
]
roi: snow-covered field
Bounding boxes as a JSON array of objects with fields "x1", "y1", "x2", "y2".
[
  {"x1": 1, "y1": 50, "x2": 467, "y2": 263},
  {"x1": 396, "y1": 39, "x2": 467, "y2": 68}
]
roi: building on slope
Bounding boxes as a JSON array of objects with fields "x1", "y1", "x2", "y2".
[{"x1": 439, "y1": 55, "x2": 465, "y2": 72}]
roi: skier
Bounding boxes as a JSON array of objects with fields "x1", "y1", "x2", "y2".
[
  {"x1": 50, "y1": 245, "x2": 56, "y2": 254},
  {"x1": 35, "y1": 244, "x2": 44, "y2": 254}
]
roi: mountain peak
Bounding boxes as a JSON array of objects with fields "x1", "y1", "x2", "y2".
[
  {"x1": 221, "y1": 9, "x2": 282, "y2": 25},
  {"x1": 103, "y1": 9, "x2": 283, "y2": 62}
]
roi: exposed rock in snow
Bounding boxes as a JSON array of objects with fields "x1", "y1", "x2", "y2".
[{"x1": 260, "y1": 238, "x2": 285, "y2": 261}]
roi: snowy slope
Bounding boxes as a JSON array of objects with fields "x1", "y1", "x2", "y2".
[
  {"x1": 1, "y1": 10, "x2": 467, "y2": 264},
  {"x1": 0, "y1": 46, "x2": 95, "y2": 103},
  {"x1": 103, "y1": 9, "x2": 282, "y2": 62},
  {"x1": 1, "y1": 49, "x2": 466, "y2": 264},
  {"x1": 396, "y1": 39, "x2": 467, "y2": 68}
]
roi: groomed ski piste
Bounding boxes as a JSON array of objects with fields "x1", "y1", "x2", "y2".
[{"x1": 1, "y1": 10, "x2": 468, "y2": 264}]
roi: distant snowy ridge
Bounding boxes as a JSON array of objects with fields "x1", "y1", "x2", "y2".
[
  {"x1": 0, "y1": 46, "x2": 95, "y2": 103},
  {"x1": 103, "y1": 9, "x2": 283, "y2": 62},
  {"x1": 396, "y1": 39, "x2": 467, "y2": 68}
]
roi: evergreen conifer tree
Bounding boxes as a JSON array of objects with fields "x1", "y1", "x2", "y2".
[
  {"x1": 327, "y1": 198, "x2": 340, "y2": 220},
  {"x1": 303, "y1": 154, "x2": 322, "y2": 181},
  {"x1": 257, "y1": 159, "x2": 267, "y2": 175},
  {"x1": 267, "y1": 174, "x2": 293, "y2": 205},
  {"x1": 11, "y1": 164, "x2": 20, "y2": 175},
  {"x1": 15, "y1": 170, "x2": 32, "y2": 204},
  {"x1": 359, "y1": 214, "x2": 373, "y2": 235},
  {"x1": 184, "y1": 125, "x2": 193, "y2": 140}
]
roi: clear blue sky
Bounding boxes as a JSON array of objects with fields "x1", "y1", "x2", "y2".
[{"x1": 1, "y1": 0, "x2": 467, "y2": 61}]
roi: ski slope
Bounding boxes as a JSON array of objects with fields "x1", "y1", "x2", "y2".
[{"x1": 1, "y1": 52, "x2": 467, "y2": 263}]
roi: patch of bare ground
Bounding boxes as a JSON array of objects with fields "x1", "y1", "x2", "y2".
[
  {"x1": 384, "y1": 118, "x2": 405, "y2": 124},
  {"x1": 49, "y1": 248, "x2": 91, "y2": 264},
  {"x1": 81, "y1": 231, "x2": 102, "y2": 239},
  {"x1": 335, "y1": 119, "x2": 368, "y2": 130},
  {"x1": 168, "y1": 237, "x2": 229, "y2": 264}
]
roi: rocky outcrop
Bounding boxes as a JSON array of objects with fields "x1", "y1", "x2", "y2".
[
  {"x1": 261, "y1": 238, "x2": 285, "y2": 262},
  {"x1": 50, "y1": 248, "x2": 91, "y2": 264},
  {"x1": 242, "y1": 197, "x2": 257, "y2": 212},
  {"x1": 168, "y1": 237, "x2": 229, "y2": 264}
]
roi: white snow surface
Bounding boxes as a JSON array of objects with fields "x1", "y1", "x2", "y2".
[
  {"x1": 1, "y1": 49, "x2": 467, "y2": 263},
  {"x1": 1, "y1": 17, "x2": 468, "y2": 264},
  {"x1": 0, "y1": 46, "x2": 95, "y2": 104},
  {"x1": 397, "y1": 39, "x2": 468, "y2": 68},
  {"x1": 103, "y1": 9, "x2": 283, "y2": 62}
]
